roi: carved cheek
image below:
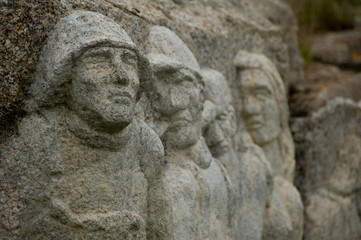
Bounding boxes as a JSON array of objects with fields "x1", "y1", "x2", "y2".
[{"x1": 263, "y1": 98, "x2": 279, "y2": 120}]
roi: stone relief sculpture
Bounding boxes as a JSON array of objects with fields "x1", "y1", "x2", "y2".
[
  {"x1": 2, "y1": 11, "x2": 171, "y2": 239},
  {"x1": 201, "y1": 68, "x2": 272, "y2": 240},
  {"x1": 234, "y1": 51, "x2": 304, "y2": 240},
  {"x1": 3, "y1": 2, "x2": 360, "y2": 240},
  {"x1": 146, "y1": 26, "x2": 233, "y2": 240},
  {"x1": 302, "y1": 99, "x2": 361, "y2": 240}
]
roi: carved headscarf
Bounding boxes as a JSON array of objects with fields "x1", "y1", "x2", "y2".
[
  {"x1": 26, "y1": 10, "x2": 150, "y2": 112},
  {"x1": 234, "y1": 51, "x2": 295, "y2": 181}
]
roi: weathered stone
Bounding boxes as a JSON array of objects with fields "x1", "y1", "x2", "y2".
[
  {"x1": 201, "y1": 68, "x2": 273, "y2": 240},
  {"x1": 250, "y1": 0, "x2": 304, "y2": 88},
  {"x1": 146, "y1": 26, "x2": 233, "y2": 240},
  {"x1": 1, "y1": 11, "x2": 171, "y2": 239},
  {"x1": 234, "y1": 50, "x2": 303, "y2": 240},
  {"x1": 311, "y1": 29, "x2": 361, "y2": 68},
  {"x1": 0, "y1": 1, "x2": 309, "y2": 239},
  {"x1": 297, "y1": 98, "x2": 361, "y2": 240},
  {"x1": 0, "y1": 0, "x2": 301, "y2": 139},
  {"x1": 288, "y1": 62, "x2": 361, "y2": 117}
]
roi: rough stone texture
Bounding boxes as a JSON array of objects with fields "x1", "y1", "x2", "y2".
[
  {"x1": 311, "y1": 30, "x2": 361, "y2": 69},
  {"x1": 0, "y1": 0, "x2": 303, "y2": 142},
  {"x1": 0, "y1": 1, "x2": 67, "y2": 142},
  {"x1": 1, "y1": 1, "x2": 306, "y2": 239},
  {"x1": 201, "y1": 68, "x2": 272, "y2": 240},
  {"x1": 249, "y1": 0, "x2": 304, "y2": 89},
  {"x1": 295, "y1": 99, "x2": 361, "y2": 240},
  {"x1": 234, "y1": 51, "x2": 303, "y2": 240},
  {"x1": 146, "y1": 26, "x2": 232, "y2": 240},
  {"x1": 289, "y1": 62, "x2": 361, "y2": 117},
  {"x1": 288, "y1": 15, "x2": 361, "y2": 239},
  {"x1": 1, "y1": 11, "x2": 172, "y2": 239}
]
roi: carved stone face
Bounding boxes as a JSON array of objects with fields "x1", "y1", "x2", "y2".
[
  {"x1": 241, "y1": 69, "x2": 280, "y2": 146},
  {"x1": 201, "y1": 69, "x2": 236, "y2": 157},
  {"x1": 152, "y1": 60, "x2": 203, "y2": 149},
  {"x1": 204, "y1": 103, "x2": 236, "y2": 157},
  {"x1": 70, "y1": 46, "x2": 139, "y2": 133}
]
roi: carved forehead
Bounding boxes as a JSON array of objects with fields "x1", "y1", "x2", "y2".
[
  {"x1": 147, "y1": 26, "x2": 200, "y2": 73},
  {"x1": 148, "y1": 53, "x2": 203, "y2": 85},
  {"x1": 202, "y1": 69, "x2": 232, "y2": 106},
  {"x1": 76, "y1": 45, "x2": 138, "y2": 61},
  {"x1": 240, "y1": 69, "x2": 273, "y2": 92},
  {"x1": 26, "y1": 11, "x2": 139, "y2": 112}
]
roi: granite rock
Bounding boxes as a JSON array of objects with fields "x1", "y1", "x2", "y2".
[
  {"x1": 0, "y1": 1, "x2": 307, "y2": 239},
  {"x1": 297, "y1": 99, "x2": 361, "y2": 240},
  {"x1": 1, "y1": 11, "x2": 171, "y2": 239},
  {"x1": 234, "y1": 50, "x2": 303, "y2": 240},
  {"x1": 146, "y1": 26, "x2": 233, "y2": 240}
]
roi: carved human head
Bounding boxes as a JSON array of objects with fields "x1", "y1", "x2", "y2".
[
  {"x1": 26, "y1": 11, "x2": 151, "y2": 132},
  {"x1": 147, "y1": 26, "x2": 204, "y2": 150},
  {"x1": 234, "y1": 51, "x2": 295, "y2": 180},
  {"x1": 201, "y1": 69, "x2": 236, "y2": 158},
  {"x1": 234, "y1": 51, "x2": 288, "y2": 147}
]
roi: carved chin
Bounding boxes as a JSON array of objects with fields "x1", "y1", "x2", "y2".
[
  {"x1": 249, "y1": 128, "x2": 276, "y2": 147},
  {"x1": 84, "y1": 104, "x2": 135, "y2": 132},
  {"x1": 164, "y1": 125, "x2": 199, "y2": 149}
]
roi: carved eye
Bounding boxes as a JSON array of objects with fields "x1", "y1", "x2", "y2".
[
  {"x1": 254, "y1": 89, "x2": 271, "y2": 101},
  {"x1": 121, "y1": 49, "x2": 137, "y2": 66},
  {"x1": 181, "y1": 80, "x2": 194, "y2": 89},
  {"x1": 217, "y1": 113, "x2": 228, "y2": 121}
]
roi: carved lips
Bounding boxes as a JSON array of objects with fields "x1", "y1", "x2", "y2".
[
  {"x1": 108, "y1": 88, "x2": 134, "y2": 105},
  {"x1": 245, "y1": 117, "x2": 264, "y2": 131},
  {"x1": 167, "y1": 110, "x2": 194, "y2": 129}
]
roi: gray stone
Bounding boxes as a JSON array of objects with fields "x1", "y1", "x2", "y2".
[
  {"x1": 201, "y1": 68, "x2": 273, "y2": 240},
  {"x1": 1, "y1": 11, "x2": 171, "y2": 239},
  {"x1": 311, "y1": 30, "x2": 361, "y2": 68},
  {"x1": 234, "y1": 50, "x2": 303, "y2": 240},
  {"x1": 250, "y1": 0, "x2": 304, "y2": 88},
  {"x1": 146, "y1": 26, "x2": 233, "y2": 240},
  {"x1": 0, "y1": 1, "x2": 310, "y2": 239},
  {"x1": 299, "y1": 99, "x2": 361, "y2": 240}
]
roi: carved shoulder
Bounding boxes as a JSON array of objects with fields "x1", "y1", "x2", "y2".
[{"x1": 135, "y1": 119, "x2": 165, "y2": 180}]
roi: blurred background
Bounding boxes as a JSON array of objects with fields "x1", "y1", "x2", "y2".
[
  {"x1": 286, "y1": 0, "x2": 361, "y2": 117},
  {"x1": 287, "y1": 0, "x2": 361, "y2": 66}
]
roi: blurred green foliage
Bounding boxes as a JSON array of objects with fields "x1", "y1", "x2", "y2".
[
  {"x1": 287, "y1": 0, "x2": 360, "y2": 34},
  {"x1": 300, "y1": 37, "x2": 312, "y2": 68},
  {"x1": 286, "y1": 0, "x2": 361, "y2": 67}
]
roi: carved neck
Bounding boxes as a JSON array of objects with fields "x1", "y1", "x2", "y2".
[
  {"x1": 166, "y1": 137, "x2": 212, "y2": 169},
  {"x1": 66, "y1": 111, "x2": 133, "y2": 150},
  {"x1": 262, "y1": 139, "x2": 283, "y2": 177},
  {"x1": 217, "y1": 140, "x2": 236, "y2": 170}
]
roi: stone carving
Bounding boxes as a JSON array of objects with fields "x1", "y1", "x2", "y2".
[
  {"x1": 301, "y1": 99, "x2": 361, "y2": 240},
  {"x1": 201, "y1": 68, "x2": 272, "y2": 240},
  {"x1": 4, "y1": 1, "x2": 356, "y2": 240},
  {"x1": 234, "y1": 51, "x2": 303, "y2": 240},
  {"x1": 1, "y1": 11, "x2": 171, "y2": 239},
  {"x1": 146, "y1": 26, "x2": 233, "y2": 240}
]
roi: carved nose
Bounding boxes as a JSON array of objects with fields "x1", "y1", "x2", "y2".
[
  {"x1": 206, "y1": 121, "x2": 226, "y2": 147},
  {"x1": 113, "y1": 66, "x2": 129, "y2": 85},
  {"x1": 169, "y1": 86, "x2": 187, "y2": 110},
  {"x1": 244, "y1": 96, "x2": 260, "y2": 116},
  {"x1": 213, "y1": 122, "x2": 226, "y2": 143}
]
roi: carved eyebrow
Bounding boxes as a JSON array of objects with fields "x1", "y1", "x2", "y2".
[
  {"x1": 251, "y1": 85, "x2": 272, "y2": 95},
  {"x1": 81, "y1": 47, "x2": 112, "y2": 58},
  {"x1": 120, "y1": 48, "x2": 137, "y2": 55}
]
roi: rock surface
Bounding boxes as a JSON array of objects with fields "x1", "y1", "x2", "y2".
[
  {"x1": 0, "y1": 1, "x2": 306, "y2": 239},
  {"x1": 311, "y1": 30, "x2": 361, "y2": 69},
  {"x1": 289, "y1": 20, "x2": 361, "y2": 240},
  {"x1": 296, "y1": 99, "x2": 361, "y2": 240}
]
